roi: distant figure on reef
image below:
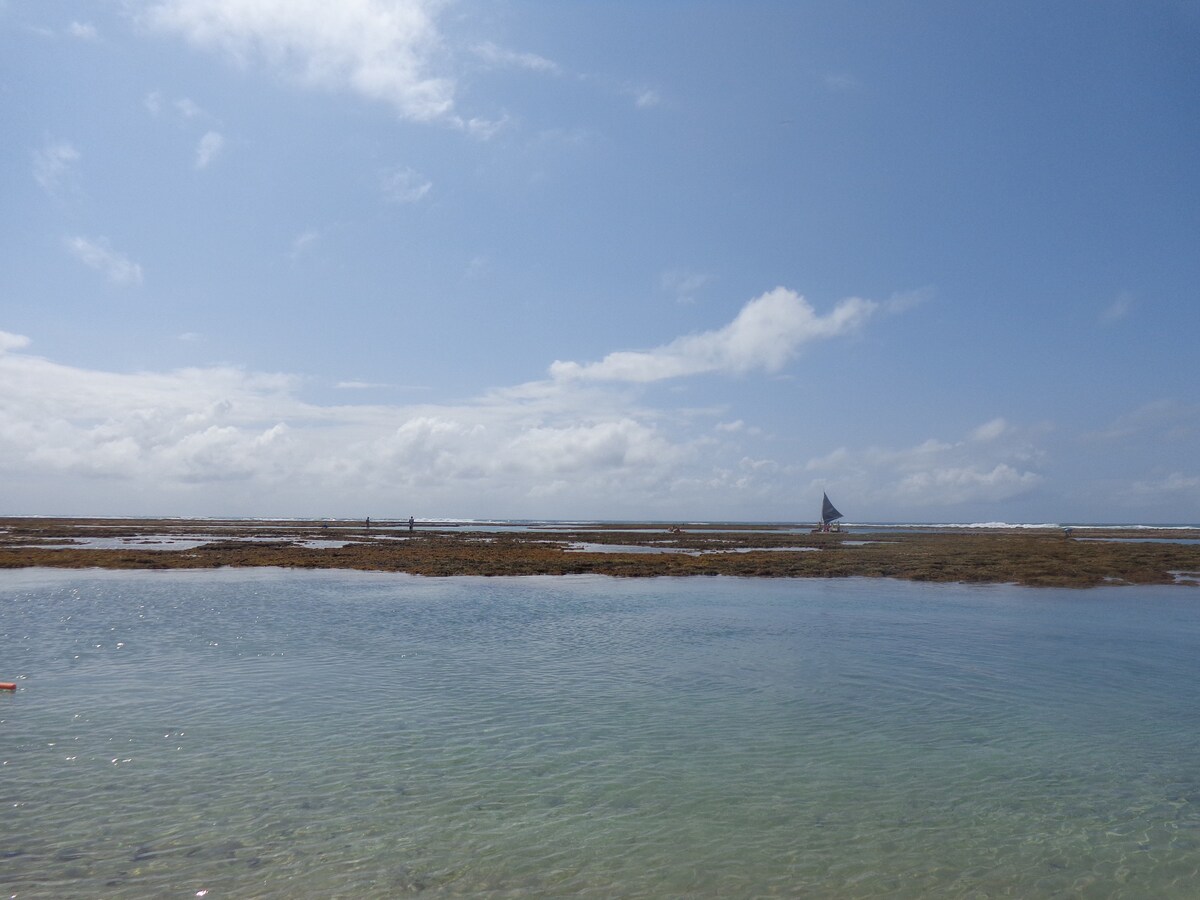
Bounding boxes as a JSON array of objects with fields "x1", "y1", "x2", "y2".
[
  {"x1": 408, "y1": 516, "x2": 415, "y2": 533},
  {"x1": 1064, "y1": 527, "x2": 1073, "y2": 539},
  {"x1": 366, "y1": 516, "x2": 370, "y2": 531}
]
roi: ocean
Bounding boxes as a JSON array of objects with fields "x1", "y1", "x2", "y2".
[{"x1": 2, "y1": 569, "x2": 1198, "y2": 897}]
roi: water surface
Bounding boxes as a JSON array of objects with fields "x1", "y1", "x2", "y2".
[{"x1": 2, "y1": 570, "x2": 1198, "y2": 897}]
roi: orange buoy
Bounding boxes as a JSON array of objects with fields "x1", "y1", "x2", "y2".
[{"x1": 0, "y1": 682, "x2": 16, "y2": 691}]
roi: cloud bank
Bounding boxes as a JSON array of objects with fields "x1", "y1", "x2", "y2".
[
  {"x1": 0, "y1": 290, "x2": 884, "y2": 516},
  {"x1": 11, "y1": 280, "x2": 1183, "y2": 519}
]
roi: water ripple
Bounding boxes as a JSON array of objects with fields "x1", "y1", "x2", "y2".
[{"x1": 2, "y1": 570, "x2": 1199, "y2": 897}]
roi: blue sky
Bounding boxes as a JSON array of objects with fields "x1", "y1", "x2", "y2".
[{"x1": 2, "y1": 1, "x2": 1198, "y2": 523}]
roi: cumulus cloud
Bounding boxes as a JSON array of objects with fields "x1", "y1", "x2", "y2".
[
  {"x1": 66, "y1": 236, "x2": 144, "y2": 285},
  {"x1": 0, "y1": 334, "x2": 691, "y2": 514},
  {"x1": 1, "y1": 344, "x2": 304, "y2": 483},
  {"x1": 550, "y1": 287, "x2": 877, "y2": 382},
  {"x1": 0, "y1": 330, "x2": 33, "y2": 353},
  {"x1": 32, "y1": 140, "x2": 81, "y2": 196},
  {"x1": 803, "y1": 419, "x2": 1045, "y2": 514},
  {"x1": 140, "y1": 0, "x2": 454, "y2": 122},
  {"x1": 195, "y1": 130, "x2": 225, "y2": 168},
  {"x1": 0, "y1": 303, "x2": 1048, "y2": 519},
  {"x1": 879, "y1": 425, "x2": 1043, "y2": 506}
]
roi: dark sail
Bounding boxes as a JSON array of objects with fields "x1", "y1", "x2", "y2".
[{"x1": 821, "y1": 492, "x2": 843, "y2": 524}]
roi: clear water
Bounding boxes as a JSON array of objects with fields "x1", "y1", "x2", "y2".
[{"x1": 2, "y1": 570, "x2": 1199, "y2": 898}]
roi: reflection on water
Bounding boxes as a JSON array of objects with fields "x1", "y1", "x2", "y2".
[
  {"x1": 2, "y1": 569, "x2": 1199, "y2": 898},
  {"x1": 1077, "y1": 537, "x2": 1200, "y2": 545},
  {"x1": 564, "y1": 542, "x2": 823, "y2": 555}
]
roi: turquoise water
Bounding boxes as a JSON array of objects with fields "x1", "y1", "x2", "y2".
[{"x1": 2, "y1": 570, "x2": 1199, "y2": 898}]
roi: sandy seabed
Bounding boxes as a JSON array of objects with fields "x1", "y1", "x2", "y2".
[{"x1": 2, "y1": 518, "x2": 1199, "y2": 587}]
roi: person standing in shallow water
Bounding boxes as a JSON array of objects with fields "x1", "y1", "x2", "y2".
[{"x1": 408, "y1": 516, "x2": 414, "y2": 532}]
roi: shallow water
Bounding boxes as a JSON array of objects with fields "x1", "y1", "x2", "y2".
[
  {"x1": 2, "y1": 570, "x2": 1199, "y2": 898},
  {"x1": 1077, "y1": 537, "x2": 1200, "y2": 545}
]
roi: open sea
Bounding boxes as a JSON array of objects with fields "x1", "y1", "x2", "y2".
[{"x1": 2, "y1": 569, "x2": 1199, "y2": 898}]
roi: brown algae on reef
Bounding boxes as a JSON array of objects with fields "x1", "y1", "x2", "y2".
[{"x1": 2, "y1": 518, "x2": 1199, "y2": 587}]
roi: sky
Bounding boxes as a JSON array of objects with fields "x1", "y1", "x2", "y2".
[{"x1": 2, "y1": 1, "x2": 1199, "y2": 523}]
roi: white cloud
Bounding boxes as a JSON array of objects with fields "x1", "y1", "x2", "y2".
[
  {"x1": 32, "y1": 140, "x2": 81, "y2": 195},
  {"x1": 894, "y1": 464, "x2": 1041, "y2": 505},
  {"x1": 660, "y1": 269, "x2": 711, "y2": 304},
  {"x1": 0, "y1": 317, "x2": 1062, "y2": 520},
  {"x1": 145, "y1": 91, "x2": 209, "y2": 121},
  {"x1": 970, "y1": 417, "x2": 1009, "y2": 442},
  {"x1": 195, "y1": 130, "x2": 225, "y2": 168},
  {"x1": 69, "y1": 21, "x2": 99, "y2": 40},
  {"x1": 0, "y1": 331, "x2": 32, "y2": 353},
  {"x1": 802, "y1": 419, "x2": 1045, "y2": 514},
  {"x1": 454, "y1": 113, "x2": 511, "y2": 141},
  {"x1": 1131, "y1": 472, "x2": 1200, "y2": 495},
  {"x1": 381, "y1": 166, "x2": 432, "y2": 203},
  {"x1": 880, "y1": 427, "x2": 1043, "y2": 506},
  {"x1": 632, "y1": 87, "x2": 661, "y2": 109},
  {"x1": 550, "y1": 287, "x2": 877, "y2": 383},
  {"x1": 505, "y1": 419, "x2": 677, "y2": 475},
  {"x1": 805, "y1": 447, "x2": 849, "y2": 471},
  {"x1": 0, "y1": 335, "x2": 692, "y2": 514},
  {"x1": 66, "y1": 236, "x2": 144, "y2": 286},
  {"x1": 472, "y1": 40, "x2": 559, "y2": 74},
  {"x1": 1090, "y1": 399, "x2": 1197, "y2": 441},
  {"x1": 140, "y1": 0, "x2": 454, "y2": 122},
  {"x1": 885, "y1": 286, "x2": 934, "y2": 314},
  {"x1": 176, "y1": 97, "x2": 205, "y2": 118}
]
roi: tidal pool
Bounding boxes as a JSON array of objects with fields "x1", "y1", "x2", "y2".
[{"x1": 2, "y1": 569, "x2": 1198, "y2": 897}]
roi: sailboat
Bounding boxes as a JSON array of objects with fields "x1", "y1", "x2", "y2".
[{"x1": 814, "y1": 492, "x2": 844, "y2": 533}]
